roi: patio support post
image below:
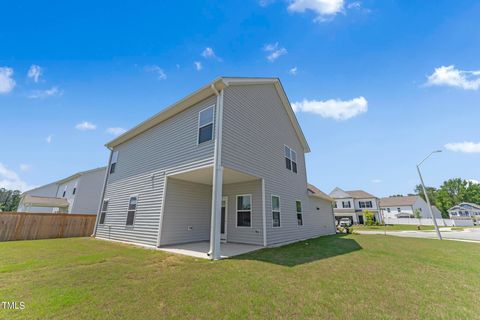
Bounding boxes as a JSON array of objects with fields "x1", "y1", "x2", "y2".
[{"x1": 209, "y1": 85, "x2": 224, "y2": 260}]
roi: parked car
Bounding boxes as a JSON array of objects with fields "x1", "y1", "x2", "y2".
[{"x1": 339, "y1": 218, "x2": 352, "y2": 227}]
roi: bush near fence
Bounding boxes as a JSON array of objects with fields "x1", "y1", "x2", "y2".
[{"x1": 0, "y1": 212, "x2": 96, "y2": 241}]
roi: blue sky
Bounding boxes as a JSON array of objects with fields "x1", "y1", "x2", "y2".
[{"x1": 1, "y1": 0, "x2": 479, "y2": 196}]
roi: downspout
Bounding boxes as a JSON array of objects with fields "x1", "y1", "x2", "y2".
[
  {"x1": 156, "y1": 172, "x2": 168, "y2": 247},
  {"x1": 208, "y1": 83, "x2": 224, "y2": 260},
  {"x1": 92, "y1": 149, "x2": 113, "y2": 237}
]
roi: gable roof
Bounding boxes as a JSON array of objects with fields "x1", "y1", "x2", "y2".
[
  {"x1": 307, "y1": 183, "x2": 333, "y2": 202},
  {"x1": 380, "y1": 196, "x2": 418, "y2": 207},
  {"x1": 105, "y1": 77, "x2": 310, "y2": 152},
  {"x1": 22, "y1": 167, "x2": 106, "y2": 195},
  {"x1": 329, "y1": 187, "x2": 377, "y2": 199},
  {"x1": 448, "y1": 202, "x2": 480, "y2": 211},
  {"x1": 345, "y1": 190, "x2": 377, "y2": 199}
]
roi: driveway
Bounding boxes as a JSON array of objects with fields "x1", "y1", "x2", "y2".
[{"x1": 356, "y1": 228, "x2": 480, "y2": 242}]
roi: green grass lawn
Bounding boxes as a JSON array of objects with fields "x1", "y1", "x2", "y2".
[{"x1": 1, "y1": 235, "x2": 480, "y2": 319}]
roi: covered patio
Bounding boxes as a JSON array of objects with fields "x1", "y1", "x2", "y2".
[
  {"x1": 159, "y1": 165, "x2": 265, "y2": 259},
  {"x1": 159, "y1": 241, "x2": 263, "y2": 259}
]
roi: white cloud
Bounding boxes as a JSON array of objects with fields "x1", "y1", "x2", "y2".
[
  {"x1": 0, "y1": 163, "x2": 35, "y2": 192},
  {"x1": 371, "y1": 179, "x2": 382, "y2": 183},
  {"x1": 27, "y1": 65, "x2": 42, "y2": 83},
  {"x1": 426, "y1": 65, "x2": 480, "y2": 90},
  {"x1": 0, "y1": 67, "x2": 16, "y2": 94},
  {"x1": 264, "y1": 43, "x2": 287, "y2": 62},
  {"x1": 106, "y1": 127, "x2": 127, "y2": 136},
  {"x1": 28, "y1": 86, "x2": 63, "y2": 99},
  {"x1": 75, "y1": 121, "x2": 97, "y2": 131},
  {"x1": 46, "y1": 135, "x2": 53, "y2": 144},
  {"x1": 292, "y1": 96, "x2": 368, "y2": 120},
  {"x1": 288, "y1": 0, "x2": 345, "y2": 22},
  {"x1": 194, "y1": 61, "x2": 203, "y2": 71},
  {"x1": 444, "y1": 142, "x2": 480, "y2": 153},
  {"x1": 144, "y1": 65, "x2": 167, "y2": 80},
  {"x1": 467, "y1": 179, "x2": 479, "y2": 185},
  {"x1": 201, "y1": 47, "x2": 222, "y2": 61},
  {"x1": 289, "y1": 66, "x2": 298, "y2": 75},
  {"x1": 19, "y1": 164, "x2": 32, "y2": 172}
]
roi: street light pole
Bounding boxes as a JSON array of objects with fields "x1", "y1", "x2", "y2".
[{"x1": 417, "y1": 150, "x2": 442, "y2": 240}]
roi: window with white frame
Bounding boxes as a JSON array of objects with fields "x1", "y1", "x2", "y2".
[
  {"x1": 236, "y1": 195, "x2": 252, "y2": 227},
  {"x1": 359, "y1": 201, "x2": 373, "y2": 208},
  {"x1": 272, "y1": 195, "x2": 281, "y2": 228},
  {"x1": 198, "y1": 106, "x2": 214, "y2": 144},
  {"x1": 387, "y1": 208, "x2": 391, "y2": 213},
  {"x1": 62, "y1": 186, "x2": 67, "y2": 198},
  {"x1": 99, "y1": 200, "x2": 109, "y2": 225},
  {"x1": 342, "y1": 201, "x2": 351, "y2": 208},
  {"x1": 126, "y1": 195, "x2": 138, "y2": 226},
  {"x1": 296, "y1": 200, "x2": 303, "y2": 226},
  {"x1": 284, "y1": 146, "x2": 298, "y2": 173},
  {"x1": 397, "y1": 207, "x2": 401, "y2": 213},
  {"x1": 110, "y1": 151, "x2": 119, "y2": 174}
]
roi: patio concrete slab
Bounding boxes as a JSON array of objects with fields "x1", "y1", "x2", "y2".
[{"x1": 159, "y1": 241, "x2": 263, "y2": 259}]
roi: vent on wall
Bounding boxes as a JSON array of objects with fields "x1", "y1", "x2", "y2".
[{"x1": 187, "y1": 226, "x2": 193, "y2": 231}]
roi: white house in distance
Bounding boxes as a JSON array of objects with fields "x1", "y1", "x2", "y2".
[
  {"x1": 17, "y1": 167, "x2": 106, "y2": 214},
  {"x1": 379, "y1": 195, "x2": 442, "y2": 219},
  {"x1": 93, "y1": 77, "x2": 336, "y2": 260},
  {"x1": 448, "y1": 203, "x2": 480, "y2": 219},
  {"x1": 329, "y1": 187, "x2": 380, "y2": 224}
]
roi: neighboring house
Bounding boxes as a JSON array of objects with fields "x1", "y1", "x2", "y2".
[
  {"x1": 93, "y1": 77, "x2": 336, "y2": 259},
  {"x1": 329, "y1": 187, "x2": 381, "y2": 224},
  {"x1": 17, "y1": 167, "x2": 107, "y2": 214},
  {"x1": 379, "y1": 195, "x2": 442, "y2": 219},
  {"x1": 448, "y1": 203, "x2": 480, "y2": 219}
]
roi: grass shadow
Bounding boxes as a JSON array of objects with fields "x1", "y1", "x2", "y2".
[{"x1": 232, "y1": 234, "x2": 362, "y2": 267}]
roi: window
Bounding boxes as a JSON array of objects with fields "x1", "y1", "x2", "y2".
[
  {"x1": 359, "y1": 201, "x2": 365, "y2": 208},
  {"x1": 198, "y1": 106, "x2": 214, "y2": 144},
  {"x1": 342, "y1": 201, "x2": 351, "y2": 208},
  {"x1": 72, "y1": 184, "x2": 77, "y2": 195},
  {"x1": 334, "y1": 202, "x2": 337, "y2": 208},
  {"x1": 99, "y1": 200, "x2": 109, "y2": 224},
  {"x1": 284, "y1": 146, "x2": 298, "y2": 173},
  {"x1": 62, "y1": 187, "x2": 67, "y2": 198},
  {"x1": 366, "y1": 201, "x2": 372, "y2": 208},
  {"x1": 236, "y1": 195, "x2": 252, "y2": 227},
  {"x1": 359, "y1": 201, "x2": 373, "y2": 208},
  {"x1": 397, "y1": 208, "x2": 401, "y2": 213},
  {"x1": 126, "y1": 195, "x2": 138, "y2": 226},
  {"x1": 272, "y1": 195, "x2": 281, "y2": 228},
  {"x1": 296, "y1": 201, "x2": 303, "y2": 226},
  {"x1": 387, "y1": 208, "x2": 391, "y2": 213},
  {"x1": 110, "y1": 151, "x2": 119, "y2": 174}
]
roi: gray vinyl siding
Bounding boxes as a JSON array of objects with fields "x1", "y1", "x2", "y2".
[
  {"x1": 307, "y1": 196, "x2": 336, "y2": 236},
  {"x1": 160, "y1": 178, "x2": 212, "y2": 246},
  {"x1": 96, "y1": 95, "x2": 217, "y2": 246},
  {"x1": 71, "y1": 169, "x2": 106, "y2": 214},
  {"x1": 56, "y1": 178, "x2": 80, "y2": 213},
  {"x1": 222, "y1": 84, "x2": 326, "y2": 245},
  {"x1": 223, "y1": 180, "x2": 263, "y2": 245}
]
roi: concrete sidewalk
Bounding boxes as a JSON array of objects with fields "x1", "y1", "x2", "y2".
[{"x1": 355, "y1": 229, "x2": 480, "y2": 242}]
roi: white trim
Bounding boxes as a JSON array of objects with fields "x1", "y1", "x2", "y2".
[
  {"x1": 236, "y1": 194, "x2": 253, "y2": 228},
  {"x1": 221, "y1": 196, "x2": 228, "y2": 242},
  {"x1": 156, "y1": 174, "x2": 168, "y2": 247},
  {"x1": 166, "y1": 163, "x2": 213, "y2": 177},
  {"x1": 197, "y1": 105, "x2": 215, "y2": 145},
  {"x1": 93, "y1": 152, "x2": 113, "y2": 236},
  {"x1": 296, "y1": 199, "x2": 303, "y2": 226},
  {"x1": 262, "y1": 179, "x2": 267, "y2": 246},
  {"x1": 271, "y1": 194, "x2": 281, "y2": 228},
  {"x1": 125, "y1": 194, "x2": 139, "y2": 227},
  {"x1": 99, "y1": 198, "x2": 109, "y2": 225}
]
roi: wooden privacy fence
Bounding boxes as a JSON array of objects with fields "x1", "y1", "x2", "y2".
[{"x1": 0, "y1": 212, "x2": 97, "y2": 241}]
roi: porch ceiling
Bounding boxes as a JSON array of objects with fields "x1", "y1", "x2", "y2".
[{"x1": 169, "y1": 166, "x2": 259, "y2": 185}]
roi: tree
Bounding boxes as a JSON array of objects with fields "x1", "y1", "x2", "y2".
[
  {"x1": 413, "y1": 208, "x2": 422, "y2": 230},
  {"x1": 0, "y1": 188, "x2": 22, "y2": 212},
  {"x1": 414, "y1": 184, "x2": 438, "y2": 206},
  {"x1": 364, "y1": 210, "x2": 375, "y2": 226}
]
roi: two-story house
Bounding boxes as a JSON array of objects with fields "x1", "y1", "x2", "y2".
[
  {"x1": 329, "y1": 187, "x2": 380, "y2": 224},
  {"x1": 93, "y1": 77, "x2": 336, "y2": 259},
  {"x1": 448, "y1": 202, "x2": 480, "y2": 219},
  {"x1": 379, "y1": 195, "x2": 442, "y2": 219},
  {"x1": 17, "y1": 167, "x2": 106, "y2": 214}
]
